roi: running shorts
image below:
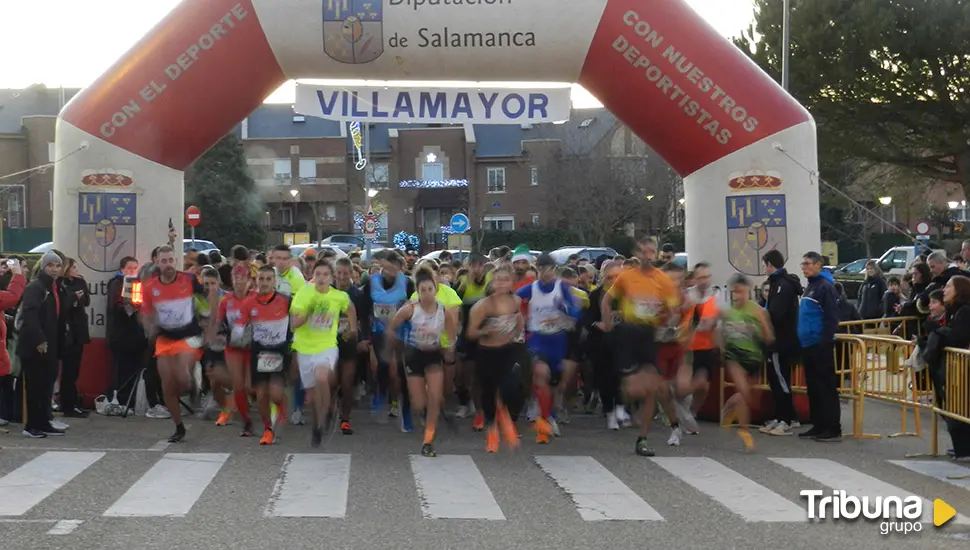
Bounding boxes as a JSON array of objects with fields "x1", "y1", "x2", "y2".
[
  {"x1": 404, "y1": 348, "x2": 443, "y2": 377},
  {"x1": 338, "y1": 335, "x2": 358, "y2": 364},
  {"x1": 566, "y1": 329, "x2": 584, "y2": 362},
  {"x1": 155, "y1": 335, "x2": 204, "y2": 359},
  {"x1": 250, "y1": 349, "x2": 289, "y2": 385},
  {"x1": 457, "y1": 336, "x2": 478, "y2": 360},
  {"x1": 690, "y1": 348, "x2": 720, "y2": 378},
  {"x1": 297, "y1": 348, "x2": 339, "y2": 389},
  {"x1": 615, "y1": 324, "x2": 658, "y2": 376},
  {"x1": 529, "y1": 345, "x2": 565, "y2": 375},
  {"x1": 723, "y1": 346, "x2": 763, "y2": 376},
  {"x1": 656, "y1": 342, "x2": 685, "y2": 379}
]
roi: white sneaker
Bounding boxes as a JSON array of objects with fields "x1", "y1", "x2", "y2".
[
  {"x1": 790, "y1": 420, "x2": 801, "y2": 429},
  {"x1": 549, "y1": 418, "x2": 561, "y2": 437},
  {"x1": 389, "y1": 404, "x2": 401, "y2": 418},
  {"x1": 356, "y1": 382, "x2": 367, "y2": 401},
  {"x1": 526, "y1": 399, "x2": 539, "y2": 422},
  {"x1": 606, "y1": 412, "x2": 619, "y2": 431},
  {"x1": 558, "y1": 407, "x2": 570, "y2": 424},
  {"x1": 0, "y1": 418, "x2": 8, "y2": 426},
  {"x1": 667, "y1": 426, "x2": 682, "y2": 446},
  {"x1": 615, "y1": 405, "x2": 632, "y2": 427},
  {"x1": 768, "y1": 421, "x2": 793, "y2": 436},
  {"x1": 672, "y1": 398, "x2": 698, "y2": 434},
  {"x1": 455, "y1": 405, "x2": 470, "y2": 419},
  {"x1": 145, "y1": 405, "x2": 171, "y2": 419},
  {"x1": 51, "y1": 419, "x2": 69, "y2": 431},
  {"x1": 759, "y1": 419, "x2": 779, "y2": 434},
  {"x1": 290, "y1": 409, "x2": 305, "y2": 426}
]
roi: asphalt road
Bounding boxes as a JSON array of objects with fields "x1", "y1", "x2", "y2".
[{"x1": 0, "y1": 400, "x2": 968, "y2": 550}]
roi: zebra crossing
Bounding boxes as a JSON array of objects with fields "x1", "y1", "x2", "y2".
[{"x1": 0, "y1": 450, "x2": 968, "y2": 525}]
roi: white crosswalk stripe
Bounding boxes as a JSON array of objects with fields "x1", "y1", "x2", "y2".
[{"x1": 1, "y1": 450, "x2": 968, "y2": 525}]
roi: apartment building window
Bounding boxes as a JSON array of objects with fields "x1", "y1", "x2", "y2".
[
  {"x1": 530, "y1": 166, "x2": 539, "y2": 186},
  {"x1": 7, "y1": 192, "x2": 22, "y2": 228},
  {"x1": 299, "y1": 159, "x2": 317, "y2": 183},
  {"x1": 483, "y1": 215, "x2": 514, "y2": 231},
  {"x1": 280, "y1": 207, "x2": 293, "y2": 226},
  {"x1": 274, "y1": 159, "x2": 291, "y2": 184},
  {"x1": 366, "y1": 163, "x2": 389, "y2": 190},
  {"x1": 487, "y1": 167, "x2": 506, "y2": 193},
  {"x1": 422, "y1": 162, "x2": 444, "y2": 181},
  {"x1": 325, "y1": 205, "x2": 337, "y2": 221},
  {"x1": 531, "y1": 213, "x2": 540, "y2": 226}
]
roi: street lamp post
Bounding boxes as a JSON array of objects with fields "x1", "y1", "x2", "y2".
[
  {"x1": 364, "y1": 123, "x2": 372, "y2": 259},
  {"x1": 781, "y1": 0, "x2": 791, "y2": 91}
]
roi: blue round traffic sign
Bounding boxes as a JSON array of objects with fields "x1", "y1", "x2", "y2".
[{"x1": 450, "y1": 213, "x2": 470, "y2": 234}]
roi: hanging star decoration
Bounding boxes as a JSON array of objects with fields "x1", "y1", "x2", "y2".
[
  {"x1": 399, "y1": 179, "x2": 469, "y2": 189},
  {"x1": 349, "y1": 121, "x2": 366, "y2": 170}
]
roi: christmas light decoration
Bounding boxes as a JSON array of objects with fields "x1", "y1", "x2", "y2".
[
  {"x1": 398, "y1": 179, "x2": 469, "y2": 189},
  {"x1": 393, "y1": 231, "x2": 421, "y2": 251},
  {"x1": 349, "y1": 121, "x2": 366, "y2": 170}
]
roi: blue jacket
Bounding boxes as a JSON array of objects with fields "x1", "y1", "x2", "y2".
[{"x1": 798, "y1": 270, "x2": 840, "y2": 348}]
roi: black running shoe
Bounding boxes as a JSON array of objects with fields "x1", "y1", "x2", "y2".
[
  {"x1": 421, "y1": 443, "x2": 437, "y2": 457},
  {"x1": 22, "y1": 428, "x2": 47, "y2": 438},
  {"x1": 168, "y1": 423, "x2": 186, "y2": 443},
  {"x1": 311, "y1": 426, "x2": 323, "y2": 448},
  {"x1": 798, "y1": 427, "x2": 822, "y2": 439},
  {"x1": 41, "y1": 425, "x2": 66, "y2": 437},
  {"x1": 813, "y1": 431, "x2": 842, "y2": 442},
  {"x1": 635, "y1": 436, "x2": 655, "y2": 457}
]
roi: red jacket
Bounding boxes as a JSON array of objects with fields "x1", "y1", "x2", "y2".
[{"x1": 0, "y1": 274, "x2": 26, "y2": 376}]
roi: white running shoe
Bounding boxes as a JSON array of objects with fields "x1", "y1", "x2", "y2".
[
  {"x1": 558, "y1": 407, "x2": 570, "y2": 424},
  {"x1": 672, "y1": 398, "x2": 698, "y2": 434},
  {"x1": 0, "y1": 418, "x2": 9, "y2": 426},
  {"x1": 606, "y1": 412, "x2": 619, "y2": 431},
  {"x1": 51, "y1": 419, "x2": 69, "y2": 431},
  {"x1": 526, "y1": 399, "x2": 539, "y2": 422},
  {"x1": 790, "y1": 420, "x2": 802, "y2": 429},
  {"x1": 615, "y1": 405, "x2": 632, "y2": 427},
  {"x1": 389, "y1": 404, "x2": 401, "y2": 418},
  {"x1": 667, "y1": 426, "x2": 682, "y2": 446},
  {"x1": 290, "y1": 409, "x2": 305, "y2": 426},
  {"x1": 549, "y1": 418, "x2": 561, "y2": 437},
  {"x1": 759, "y1": 419, "x2": 779, "y2": 434},
  {"x1": 768, "y1": 421, "x2": 793, "y2": 436},
  {"x1": 455, "y1": 405, "x2": 470, "y2": 419},
  {"x1": 145, "y1": 405, "x2": 171, "y2": 419}
]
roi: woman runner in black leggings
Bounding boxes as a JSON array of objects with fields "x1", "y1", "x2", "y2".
[{"x1": 467, "y1": 264, "x2": 522, "y2": 453}]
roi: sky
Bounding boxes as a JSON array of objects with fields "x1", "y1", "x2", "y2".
[{"x1": 0, "y1": 0, "x2": 756, "y2": 108}]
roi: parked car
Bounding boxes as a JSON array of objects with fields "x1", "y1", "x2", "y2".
[
  {"x1": 184, "y1": 239, "x2": 217, "y2": 253},
  {"x1": 419, "y1": 249, "x2": 472, "y2": 264},
  {"x1": 548, "y1": 246, "x2": 617, "y2": 265},
  {"x1": 832, "y1": 258, "x2": 875, "y2": 300},
  {"x1": 28, "y1": 242, "x2": 54, "y2": 253},
  {"x1": 321, "y1": 234, "x2": 364, "y2": 254},
  {"x1": 876, "y1": 244, "x2": 945, "y2": 275}
]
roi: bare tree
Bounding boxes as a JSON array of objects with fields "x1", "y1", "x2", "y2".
[{"x1": 539, "y1": 127, "x2": 681, "y2": 244}]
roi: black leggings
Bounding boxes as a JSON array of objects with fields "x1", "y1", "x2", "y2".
[
  {"x1": 591, "y1": 342, "x2": 620, "y2": 412},
  {"x1": 475, "y1": 344, "x2": 520, "y2": 426}
]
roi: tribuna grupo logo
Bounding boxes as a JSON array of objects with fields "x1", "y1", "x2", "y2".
[{"x1": 800, "y1": 490, "x2": 924, "y2": 535}]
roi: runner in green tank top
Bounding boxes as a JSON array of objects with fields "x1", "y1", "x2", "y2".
[{"x1": 720, "y1": 274, "x2": 774, "y2": 452}]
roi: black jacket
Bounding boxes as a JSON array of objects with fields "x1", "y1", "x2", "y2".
[
  {"x1": 105, "y1": 273, "x2": 147, "y2": 353},
  {"x1": 765, "y1": 268, "x2": 801, "y2": 351},
  {"x1": 857, "y1": 275, "x2": 887, "y2": 319},
  {"x1": 60, "y1": 275, "x2": 90, "y2": 350},
  {"x1": 919, "y1": 267, "x2": 970, "y2": 313},
  {"x1": 16, "y1": 272, "x2": 62, "y2": 361},
  {"x1": 882, "y1": 290, "x2": 901, "y2": 318},
  {"x1": 580, "y1": 286, "x2": 610, "y2": 349}
]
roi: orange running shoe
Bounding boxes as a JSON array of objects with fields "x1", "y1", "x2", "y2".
[
  {"x1": 738, "y1": 428, "x2": 755, "y2": 451},
  {"x1": 497, "y1": 407, "x2": 519, "y2": 449},
  {"x1": 486, "y1": 426, "x2": 500, "y2": 453},
  {"x1": 535, "y1": 417, "x2": 552, "y2": 444},
  {"x1": 215, "y1": 411, "x2": 231, "y2": 426},
  {"x1": 472, "y1": 412, "x2": 485, "y2": 432},
  {"x1": 259, "y1": 428, "x2": 275, "y2": 445}
]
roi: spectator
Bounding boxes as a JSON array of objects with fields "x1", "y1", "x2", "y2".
[
  {"x1": 883, "y1": 276, "x2": 903, "y2": 318},
  {"x1": 106, "y1": 256, "x2": 148, "y2": 412},
  {"x1": 0, "y1": 260, "x2": 26, "y2": 425},
  {"x1": 17, "y1": 251, "x2": 66, "y2": 438},
  {"x1": 58, "y1": 259, "x2": 90, "y2": 418},
  {"x1": 797, "y1": 251, "x2": 842, "y2": 442},
  {"x1": 857, "y1": 260, "x2": 887, "y2": 319},
  {"x1": 761, "y1": 250, "x2": 802, "y2": 436},
  {"x1": 918, "y1": 251, "x2": 970, "y2": 313},
  {"x1": 567, "y1": 253, "x2": 580, "y2": 266},
  {"x1": 660, "y1": 243, "x2": 676, "y2": 263}
]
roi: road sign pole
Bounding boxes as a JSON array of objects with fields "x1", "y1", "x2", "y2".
[{"x1": 191, "y1": 226, "x2": 195, "y2": 248}]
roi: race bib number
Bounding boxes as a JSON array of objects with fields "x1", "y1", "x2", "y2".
[
  {"x1": 310, "y1": 311, "x2": 334, "y2": 331},
  {"x1": 374, "y1": 304, "x2": 396, "y2": 324},
  {"x1": 257, "y1": 352, "x2": 284, "y2": 373},
  {"x1": 632, "y1": 298, "x2": 660, "y2": 321},
  {"x1": 337, "y1": 317, "x2": 350, "y2": 334},
  {"x1": 537, "y1": 318, "x2": 562, "y2": 335}
]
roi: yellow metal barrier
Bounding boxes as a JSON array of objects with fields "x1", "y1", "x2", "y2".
[
  {"x1": 910, "y1": 348, "x2": 970, "y2": 473},
  {"x1": 838, "y1": 316, "x2": 922, "y2": 338}
]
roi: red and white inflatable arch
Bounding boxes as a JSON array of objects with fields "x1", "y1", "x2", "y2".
[{"x1": 54, "y1": 0, "x2": 818, "y2": 397}]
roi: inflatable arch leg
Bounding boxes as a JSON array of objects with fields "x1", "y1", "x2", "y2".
[{"x1": 54, "y1": 0, "x2": 818, "y2": 403}]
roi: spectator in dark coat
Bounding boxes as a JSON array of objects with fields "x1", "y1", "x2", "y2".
[
  {"x1": 106, "y1": 256, "x2": 148, "y2": 410},
  {"x1": 857, "y1": 260, "x2": 887, "y2": 319},
  {"x1": 883, "y1": 276, "x2": 902, "y2": 318},
  {"x1": 0, "y1": 260, "x2": 26, "y2": 424},
  {"x1": 17, "y1": 251, "x2": 66, "y2": 438},
  {"x1": 924, "y1": 275, "x2": 970, "y2": 459},
  {"x1": 57, "y1": 259, "x2": 90, "y2": 417},
  {"x1": 761, "y1": 250, "x2": 802, "y2": 435}
]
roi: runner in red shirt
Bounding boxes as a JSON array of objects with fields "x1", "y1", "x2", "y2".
[
  {"x1": 141, "y1": 245, "x2": 218, "y2": 443},
  {"x1": 215, "y1": 264, "x2": 256, "y2": 435}
]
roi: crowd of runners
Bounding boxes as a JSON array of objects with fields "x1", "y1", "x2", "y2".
[{"x1": 138, "y1": 236, "x2": 783, "y2": 458}]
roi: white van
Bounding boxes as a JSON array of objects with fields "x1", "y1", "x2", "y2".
[{"x1": 876, "y1": 244, "x2": 945, "y2": 275}]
